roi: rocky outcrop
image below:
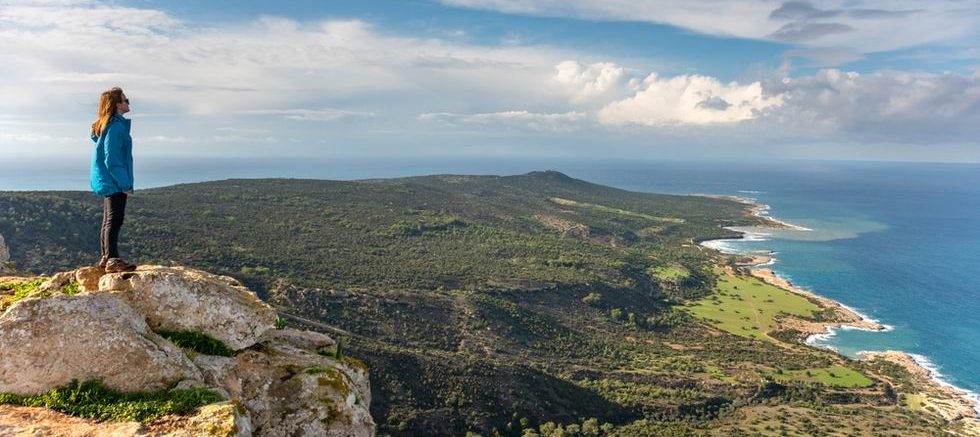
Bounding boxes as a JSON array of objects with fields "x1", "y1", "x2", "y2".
[
  {"x1": 100, "y1": 266, "x2": 278, "y2": 350},
  {"x1": 0, "y1": 265, "x2": 374, "y2": 437},
  {"x1": 192, "y1": 329, "x2": 372, "y2": 437},
  {"x1": 0, "y1": 292, "x2": 202, "y2": 395}
]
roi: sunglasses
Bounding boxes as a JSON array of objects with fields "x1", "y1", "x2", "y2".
[{"x1": 122, "y1": 98, "x2": 130, "y2": 104}]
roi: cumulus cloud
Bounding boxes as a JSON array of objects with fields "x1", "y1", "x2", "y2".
[
  {"x1": 597, "y1": 74, "x2": 783, "y2": 125},
  {"x1": 0, "y1": 0, "x2": 592, "y2": 153},
  {"x1": 552, "y1": 60, "x2": 636, "y2": 103},
  {"x1": 765, "y1": 69, "x2": 980, "y2": 142},
  {"x1": 1, "y1": 0, "x2": 978, "y2": 157},
  {"x1": 550, "y1": 57, "x2": 980, "y2": 142},
  {"x1": 0, "y1": 1, "x2": 574, "y2": 118}
]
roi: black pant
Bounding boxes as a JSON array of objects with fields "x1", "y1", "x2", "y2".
[{"x1": 101, "y1": 192, "x2": 127, "y2": 259}]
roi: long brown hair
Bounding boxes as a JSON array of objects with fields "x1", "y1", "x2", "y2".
[{"x1": 90, "y1": 87, "x2": 125, "y2": 137}]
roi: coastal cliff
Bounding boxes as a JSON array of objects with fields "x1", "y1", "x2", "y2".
[{"x1": 0, "y1": 265, "x2": 375, "y2": 436}]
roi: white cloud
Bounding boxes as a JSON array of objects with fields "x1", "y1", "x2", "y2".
[
  {"x1": 0, "y1": 131, "x2": 78, "y2": 143},
  {"x1": 552, "y1": 60, "x2": 635, "y2": 103},
  {"x1": 551, "y1": 57, "x2": 980, "y2": 141},
  {"x1": 419, "y1": 110, "x2": 588, "y2": 131},
  {"x1": 0, "y1": 0, "x2": 977, "y2": 158},
  {"x1": 0, "y1": 2, "x2": 577, "y2": 118},
  {"x1": 598, "y1": 73, "x2": 783, "y2": 125},
  {"x1": 211, "y1": 135, "x2": 278, "y2": 144},
  {"x1": 765, "y1": 69, "x2": 980, "y2": 141},
  {"x1": 440, "y1": 1, "x2": 980, "y2": 59},
  {"x1": 143, "y1": 135, "x2": 191, "y2": 144},
  {"x1": 241, "y1": 109, "x2": 377, "y2": 122}
]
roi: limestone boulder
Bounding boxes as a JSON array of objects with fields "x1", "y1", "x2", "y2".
[
  {"x1": 190, "y1": 329, "x2": 374, "y2": 437},
  {"x1": 75, "y1": 266, "x2": 104, "y2": 292},
  {"x1": 100, "y1": 266, "x2": 277, "y2": 350},
  {"x1": 0, "y1": 292, "x2": 202, "y2": 395},
  {"x1": 0, "y1": 265, "x2": 375, "y2": 436},
  {"x1": 257, "y1": 327, "x2": 337, "y2": 357},
  {"x1": 33, "y1": 271, "x2": 75, "y2": 294},
  {"x1": 146, "y1": 401, "x2": 252, "y2": 437}
]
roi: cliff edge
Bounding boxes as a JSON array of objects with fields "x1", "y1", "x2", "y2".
[{"x1": 0, "y1": 265, "x2": 375, "y2": 437}]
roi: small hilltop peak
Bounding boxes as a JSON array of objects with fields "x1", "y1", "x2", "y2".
[
  {"x1": 522, "y1": 170, "x2": 573, "y2": 180},
  {"x1": 0, "y1": 265, "x2": 375, "y2": 437}
]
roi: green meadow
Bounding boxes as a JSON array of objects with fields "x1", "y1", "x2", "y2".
[
  {"x1": 683, "y1": 271, "x2": 820, "y2": 341},
  {"x1": 771, "y1": 365, "x2": 874, "y2": 388}
]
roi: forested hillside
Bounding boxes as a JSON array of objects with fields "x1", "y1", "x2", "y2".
[{"x1": 0, "y1": 172, "x2": 951, "y2": 436}]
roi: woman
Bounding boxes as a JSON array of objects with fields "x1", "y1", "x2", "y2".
[{"x1": 90, "y1": 87, "x2": 137, "y2": 273}]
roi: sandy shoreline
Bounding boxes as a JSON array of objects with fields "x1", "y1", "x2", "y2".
[
  {"x1": 749, "y1": 267, "x2": 886, "y2": 334},
  {"x1": 861, "y1": 351, "x2": 980, "y2": 423},
  {"x1": 746, "y1": 255, "x2": 980, "y2": 428},
  {"x1": 700, "y1": 195, "x2": 980, "y2": 427}
]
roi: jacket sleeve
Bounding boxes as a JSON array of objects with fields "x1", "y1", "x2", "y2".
[{"x1": 103, "y1": 124, "x2": 132, "y2": 191}]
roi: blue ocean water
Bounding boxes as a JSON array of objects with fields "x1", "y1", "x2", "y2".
[
  {"x1": 571, "y1": 160, "x2": 980, "y2": 407},
  {"x1": 2, "y1": 157, "x2": 978, "y2": 404}
]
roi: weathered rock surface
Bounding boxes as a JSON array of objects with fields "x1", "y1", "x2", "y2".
[
  {"x1": 0, "y1": 292, "x2": 202, "y2": 395},
  {"x1": 75, "y1": 266, "x2": 104, "y2": 292},
  {"x1": 100, "y1": 266, "x2": 278, "y2": 350},
  {"x1": 0, "y1": 265, "x2": 375, "y2": 436},
  {"x1": 0, "y1": 400, "x2": 250, "y2": 437},
  {"x1": 191, "y1": 329, "x2": 374, "y2": 437}
]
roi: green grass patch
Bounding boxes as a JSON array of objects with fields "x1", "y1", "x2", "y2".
[
  {"x1": 648, "y1": 265, "x2": 690, "y2": 282},
  {"x1": 682, "y1": 272, "x2": 820, "y2": 342},
  {"x1": 771, "y1": 365, "x2": 874, "y2": 388},
  {"x1": 0, "y1": 379, "x2": 223, "y2": 423},
  {"x1": 60, "y1": 281, "x2": 80, "y2": 296},
  {"x1": 549, "y1": 197, "x2": 684, "y2": 223},
  {"x1": 0, "y1": 278, "x2": 47, "y2": 310},
  {"x1": 156, "y1": 330, "x2": 233, "y2": 357}
]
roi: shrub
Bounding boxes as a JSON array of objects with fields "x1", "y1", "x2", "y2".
[
  {"x1": 156, "y1": 330, "x2": 233, "y2": 357},
  {"x1": 0, "y1": 379, "x2": 223, "y2": 423}
]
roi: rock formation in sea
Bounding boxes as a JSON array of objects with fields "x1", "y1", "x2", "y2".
[{"x1": 0, "y1": 265, "x2": 375, "y2": 437}]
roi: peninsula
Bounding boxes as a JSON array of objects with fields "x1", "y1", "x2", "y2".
[{"x1": 1, "y1": 171, "x2": 975, "y2": 436}]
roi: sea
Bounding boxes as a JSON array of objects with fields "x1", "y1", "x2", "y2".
[{"x1": 2, "y1": 156, "x2": 978, "y2": 407}]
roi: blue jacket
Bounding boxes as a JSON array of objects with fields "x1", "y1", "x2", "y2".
[{"x1": 90, "y1": 114, "x2": 134, "y2": 196}]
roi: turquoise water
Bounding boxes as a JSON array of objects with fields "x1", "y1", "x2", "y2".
[
  {"x1": 571, "y1": 161, "x2": 980, "y2": 409},
  {"x1": 3, "y1": 157, "x2": 978, "y2": 406}
]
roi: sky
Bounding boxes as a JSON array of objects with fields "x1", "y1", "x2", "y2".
[{"x1": 1, "y1": 0, "x2": 978, "y2": 162}]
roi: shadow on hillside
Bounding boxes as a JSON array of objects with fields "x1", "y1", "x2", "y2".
[{"x1": 349, "y1": 342, "x2": 639, "y2": 437}]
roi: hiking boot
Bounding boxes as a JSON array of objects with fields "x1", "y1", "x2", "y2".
[
  {"x1": 97, "y1": 256, "x2": 109, "y2": 270},
  {"x1": 104, "y1": 258, "x2": 137, "y2": 273}
]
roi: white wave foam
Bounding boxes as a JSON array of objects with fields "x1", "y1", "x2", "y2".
[
  {"x1": 757, "y1": 257, "x2": 776, "y2": 266},
  {"x1": 737, "y1": 190, "x2": 765, "y2": 194},
  {"x1": 700, "y1": 239, "x2": 742, "y2": 254},
  {"x1": 906, "y1": 353, "x2": 980, "y2": 416},
  {"x1": 749, "y1": 201, "x2": 814, "y2": 232},
  {"x1": 835, "y1": 302, "x2": 894, "y2": 332},
  {"x1": 805, "y1": 328, "x2": 839, "y2": 349}
]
